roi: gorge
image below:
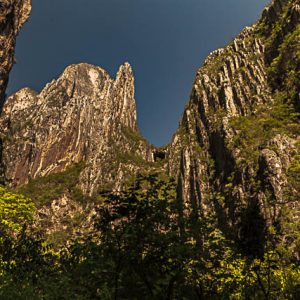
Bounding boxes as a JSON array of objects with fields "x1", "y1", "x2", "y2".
[{"x1": 0, "y1": 0, "x2": 299, "y2": 298}]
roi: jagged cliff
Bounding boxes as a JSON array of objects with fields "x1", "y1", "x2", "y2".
[
  {"x1": 0, "y1": 62, "x2": 159, "y2": 238},
  {"x1": 0, "y1": 0, "x2": 31, "y2": 107},
  {"x1": 0, "y1": 0, "x2": 299, "y2": 251},
  {"x1": 167, "y1": 0, "x2": 300, "y2": 253},
  {"x1": 1, "y1": 62, "x2": 155, "y2": 193},
  {"x1": 167, "y1": 26, "x2": 270, "y2": 210}
]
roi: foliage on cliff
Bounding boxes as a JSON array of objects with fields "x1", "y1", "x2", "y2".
[
  {"x1": 17, "y1": 162, "x2": 88, "y2": 207},
  {"x1": 258, "y1": 0, "x2": 300, "y2": 110}
]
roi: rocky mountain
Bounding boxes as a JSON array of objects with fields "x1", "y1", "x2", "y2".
[
  {"x1": 0, "y1": 1, "x2": 299, "y2": 297},
  {"x1": 0, "y1": 62, "x2": 159, "y2": 238},
  {"x1": 1, "y1": 62, "x2": 155, "y2": 193},
  {"x1": 167, "y1": 0, "x2": 300, "y2": 253},
  {"x1": 0, "y1": 0, "x2": 31, "y2": 107},
  {"x1": 0, "y1": 0, "x2": 299, "y2": 252}
]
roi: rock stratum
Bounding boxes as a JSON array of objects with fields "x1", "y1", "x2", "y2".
[
  {"x1": 166, "y1": 0, "x2": 300, "y2": 252},
  {"x1": 168, "y1": 0, "x2": 300, "y2": 208},
  {"x1": 0, "y1": 0, "x2": 299, "y2": 250}
]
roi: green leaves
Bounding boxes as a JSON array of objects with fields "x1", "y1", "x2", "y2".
[
  {"x1": 0, "y1": 173, "x2": 299, "y2": 298},
  {"x1": 0, "y1": 187, "x2": 35, "y2": 234}
]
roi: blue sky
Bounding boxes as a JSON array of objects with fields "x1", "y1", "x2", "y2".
[{"x1": 8, "y1": 0, "x2": 269, "y2": 146}]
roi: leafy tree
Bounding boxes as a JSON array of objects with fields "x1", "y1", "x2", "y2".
[
  {"x1": 62, "y1": 173, "x2": 197, "y2": 299},
  {"x1": 0, "y1": 176, "x2": 299, "y2": 299},
  {"x1": 0, "y1": 186, "x2": 35, "y2": 234}
]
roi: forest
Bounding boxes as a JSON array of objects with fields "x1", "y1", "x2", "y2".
[{"x1": 0, "y1": 174, "x2": 299, "y2": 299}]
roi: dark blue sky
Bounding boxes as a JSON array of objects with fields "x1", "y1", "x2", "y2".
[{"x1": 7, "y1": 0, "x2": 269, "y2": 146}]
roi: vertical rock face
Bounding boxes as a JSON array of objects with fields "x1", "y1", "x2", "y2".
[
  {"x1": 167, "y1": 0, "x2": 299, "y2": 233},
  {"x1": 0, "y1": 0, "x2": 31, "y2": 107},
  {"x1": 167, "y1": 26, "x2": 271, "y2": 212},
  {"x1": 0, "y1": 62, "x2": 154, "y2": 195}
]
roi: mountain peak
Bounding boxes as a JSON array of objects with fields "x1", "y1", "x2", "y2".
[
  {"x1": 116, "y1": 62, "x2": 133, "y2": 77},
  {"x1": 0, "y1": 62, "x2": 148, "y2": 190}
]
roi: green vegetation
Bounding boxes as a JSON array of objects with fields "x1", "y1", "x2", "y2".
[
  {"x1": 288, "y1": 152, "x2": 300, "y2": 192},
  {"x1": 208, "y1": 107, "x2": 227, "y2": 132},
  {"x1": 223, "y1": 6, "x2": 300, "y2": 229},
  {"x1": 0, "y1": 187, "x2": 35, "y2": 234},
  {"x1": 121, "y1": 125, "x2": 148, "y2": 145},
  {"x1": 267, "y1": 24, "x2": 300, "y2": 110},
  {"x1": 257, "y1": 0, "x2": 300, "y2": 110},
  {"x1": 225, "y1": 0, "x2": 300, "y2": 170},
  {"x1": 0, "y1": 175, "x2": 299, "y2": 299},
  {"x1": 229, "y1": 102, "x2": 300, "y2": 165},
  {"x1": 115, "y1": 148, "x2": 151, "y2": 167},
  {"x1": 17, "y1": 162, "x2": 89, "y2": 207}
]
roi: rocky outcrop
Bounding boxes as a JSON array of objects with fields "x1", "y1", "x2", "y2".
[
  {"x1": 36, "y1": 193, "x2": 97, "y2": 245},
  {"x1": 0, "y1": 62, "x2": 155, "y2": 195},
  {"x1": 0, "y1": 0, "x2": 31, "y2": 107},
  {"x1": 167, "y1": 26, "x2": 271, "y2": 210},
  {"x1": 166, "y1": 0, "x2": 300, "y2": 239},
  {"x1": 0, "y1": 61, "x2": 161, "y2": 239}
]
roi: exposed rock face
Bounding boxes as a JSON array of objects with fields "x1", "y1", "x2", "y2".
[
  {"x1": 0, "y1": 0, "x2": 31, "y2": 107},
  {"x1": 167, "y1": 26, "x2": 270, "y2": 211},
  {"x1": 0, "y1": 62, "x2": 158, "y2": 239},
  {"x1": 257, "y1": 135, "x2": 297, "y2": 221},
  {"x1": 0, "y1": 0, "x2": 298, "y2": 250},
  {"x1": 0, "y1": 62, "x2": 154, "y2": 195},
  {"x1": 167, "y1": 0, "x2": 299, "y2": 235}
]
